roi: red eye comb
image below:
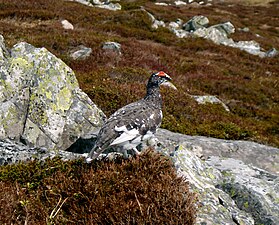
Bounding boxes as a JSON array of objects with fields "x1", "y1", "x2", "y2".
[{"x1": 157, "y1": 71, "x2": 167, "y2": 77}]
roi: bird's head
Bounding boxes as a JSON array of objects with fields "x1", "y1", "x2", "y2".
[{"x1": 148, "y1": 71, "x2": 177, "y2": 90}]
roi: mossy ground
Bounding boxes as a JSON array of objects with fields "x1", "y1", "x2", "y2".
[
  {"x1": 0, "y1": 0, "x2": 278, "y2": 146},
  {"x1": 0, "y1": 150, "x2": 197, "y2": 224}
]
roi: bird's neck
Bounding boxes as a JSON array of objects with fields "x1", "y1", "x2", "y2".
[{"x1": 144, "y1": 86, "x2": 162, "y2": 109}]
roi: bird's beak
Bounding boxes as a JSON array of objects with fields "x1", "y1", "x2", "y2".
[
  {"x1": 156, "y1": 71, "x2": 177, "y2": 90},
  {"x1": 161, "y1": 80, "x2": 177, "y2": 90}
]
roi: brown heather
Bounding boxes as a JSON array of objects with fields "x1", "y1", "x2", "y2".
[{"x1": 0, "y1": 150, "x2": 197, "y2": 224}]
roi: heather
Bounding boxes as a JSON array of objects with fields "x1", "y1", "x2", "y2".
[{"x1": 0, "y1": 150, "x2": 197, "y2": 224}]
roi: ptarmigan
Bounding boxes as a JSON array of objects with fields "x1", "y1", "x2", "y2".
[{"x1": 86, "y1": 71, "x2": 176, "y2": 162}]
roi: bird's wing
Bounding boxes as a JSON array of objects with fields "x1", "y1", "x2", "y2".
[
  {"x1": 110, "y1": 125, "x2": 139, "y2": 146},
  {"x1": 93, "y1": 100, "x2": 162, "y2": 152}
]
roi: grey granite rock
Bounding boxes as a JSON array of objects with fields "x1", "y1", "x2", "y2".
[
  {"x1": 191, "y1": 95, "x2": 230, "y2": 112},
  {"x1": 183, "y1": 15, "x2": 209, "y2": 32},
  {"x1": 102, "y1": 41, "x2": 121, "y2": 54},
  {"x1": 68, "y1": 0, "x2": 121, "y2": 11},
  {"x1": 70, "y1": 45, "x2": 92, "y2": 60},
  {"x1": 159, "y1": 145, "x2": 255, "y2": 225},
  {"x1": 61, "y1": 19, "x2": 74, "y2": 30},
  {"x1": 210, "y1": 21, "x2": 235, "y2": 35},
  {"x1": 157, "y1": 128, "x2": 279, "y2": 175},
  {"x1": 0, "y1": 139, "x2": 84, "y2": 166},
  {"x1": 150, "y1": 14, "x2": 277, "y2": 58},
  {"x1": 207, "y1": 156, "x2": 279, "y2": 225},
  {"x1": 0, "y1": 36, "x2": 106, "y2": 151}
]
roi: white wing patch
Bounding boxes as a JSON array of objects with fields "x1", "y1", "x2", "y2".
[{"x1": 111, "y1": 126, "x2": 140, "y2": 146}]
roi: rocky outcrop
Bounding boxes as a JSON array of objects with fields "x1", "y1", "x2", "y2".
[
  {"x1": 163, "y1": 145, "x2": 255, "y2": 225},
  {"x1": 68, "y1": 0, "x2": 121, "y2": 11},
  {"x1": 0, "y1": 35, "x2": 106, "y2": 151},
  {"x1": 147, "y1": 13, "x2": 278, "y2": 57},
  {"x1": 157, "y1": 128, "x2": 279, "y2": 175},
  {"x1": 156, "y1": 129, "x2": 279, "y2": 224},
  {"x1": 0, "y1": 139, "x2": 84, "y2": 165},
  {"x1": 0, "y1": 26, "x2": 278, "y2": 223},
  {"x1": 161, "y1": 145, "x2": 279, "y2": 225}
]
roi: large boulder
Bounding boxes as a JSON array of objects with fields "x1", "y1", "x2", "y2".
[
  {"x1": 157, "y1": 128, "x2": 279, "y2": 175},
  {"x1": 163, "y1": 145, "x2": 255, "y2": 225},
  {"x1": 162, "y1": 145, "x2": 279, "y2": 225},
  {"x1": 208, "y1": 156, "x2": 279, "y2": 225},
  {"x1": 156, "y1": 129, "x2": 279, "y2": 224},
  {"x1": 0, "y1": 35, "x2": 106, "y2": 151},
  {"x1": 192, "y1": 23, "x2": 236, "y2": 46}
]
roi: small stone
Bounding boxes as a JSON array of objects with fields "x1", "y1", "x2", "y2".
[
  {"x1": 191, "y1": 95, "x2": 230, "y2": 112},
  {"x1": 174, "y1": 0, "x2": 187, "y2": 6},
  {"x1": 155, "y1": 2, "x2": 169, "y2": 6},
  {"x1": 70, "y1": 45, "x2": 92, "y2": 60},
  {"x1": 102, "y1": 41, "x2": 121, "y2": 54},
  {"x1": 61, "y1": 19, "x2": 74, "y2": 30},
  {"x1": 234, "y1": 40, "x2": 265, "y2": 57},
  {"x1": 238, "y1": 27, "x2": 250, "y2": 32}
]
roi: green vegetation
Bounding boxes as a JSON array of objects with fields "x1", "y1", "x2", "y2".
[
  {"x1": 0, "y1": 150, "x2": 197, "y2": 224},
  {"x1": 0, "y1": 0, "x2": 278, "y2": 146}
]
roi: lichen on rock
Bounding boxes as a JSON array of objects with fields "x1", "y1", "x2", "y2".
[
  {"x1": 0, "y1": 36, "x2": 106, "y2": 151},
  {"x1": 159, "y1": 145, "x2": 255, "y2": 225}
]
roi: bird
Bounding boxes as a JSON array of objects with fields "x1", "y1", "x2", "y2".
[{"x1": 86, "y1": 71, "x2": 176, "y2": 163}]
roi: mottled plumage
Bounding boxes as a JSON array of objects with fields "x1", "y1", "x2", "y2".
[{"x1": 86, "y1": 71, "x2": 175, "y2": 162}]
